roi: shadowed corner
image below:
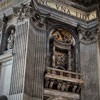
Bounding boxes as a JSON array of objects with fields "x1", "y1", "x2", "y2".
[{"x1": 0, "y1": 95, "x2": 8, "y2": 100}]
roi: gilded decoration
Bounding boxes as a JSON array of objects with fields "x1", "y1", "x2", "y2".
[{"x1": 51, "y1": 28, "x2": 75, "y2": 44}]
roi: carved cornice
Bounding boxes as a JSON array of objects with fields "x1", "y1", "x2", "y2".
[{"x1": 77, "y1": 25, "x2": 98, "y2": 44}]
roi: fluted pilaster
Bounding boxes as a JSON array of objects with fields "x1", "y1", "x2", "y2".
[{"x1": 78, "y1": 25, "x2": 99, "y2": 100}]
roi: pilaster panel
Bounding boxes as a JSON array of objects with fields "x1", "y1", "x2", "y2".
[
  {"x1": 79, "y1": 26, "x2": 100, "y2": 100},
  {"x1": 9, "y1": 19, "x2": 29, "y2": 100}
]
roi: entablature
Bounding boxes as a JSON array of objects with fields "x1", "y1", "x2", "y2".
[
  {"x1": 0, "y1": 0, "x2": 99, "y2": 29},
  {"x1": 33, "y1": 0, "x2": 98, "y2": 28}
]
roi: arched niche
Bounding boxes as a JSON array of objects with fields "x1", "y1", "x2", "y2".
[
  {"x1": 4, "y1": 25, "x2": 15, "y2": 51},
  {"x1": 48, "y1": 27, "x2": 79, "y2": 72}
]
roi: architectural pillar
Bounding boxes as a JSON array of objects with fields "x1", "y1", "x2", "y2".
[
  {"x1": 52, "y1": 45, "x2": 55, "y2": 67},
  {"x1": 9, "y1": 19, "x2": 29, "y2": 100},
  {"x1": 23, "y1": 9, "x2": 47, "y2": 100},
  {"x1": 78, "y1": 25, "x2": 100, "y2": 100},
  {"x1": 68, "y1": 50, "x2": 72, "y2": 71}
]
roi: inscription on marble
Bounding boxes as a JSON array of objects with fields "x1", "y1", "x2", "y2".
[{"x1": 38, "y1": 0, "x2": 97, "y2": 21}]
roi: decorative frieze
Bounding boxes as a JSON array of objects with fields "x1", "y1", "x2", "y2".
[{"x1": 37, "y1": 0, "x2": 97, "y2": 21}]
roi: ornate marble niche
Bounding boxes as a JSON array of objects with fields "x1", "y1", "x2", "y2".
[
  {"x1": 44, "y1": 27, "x2": 83, "y2": 100},
  {"x1": 49, "y1": 28, "x2": 76, "y2": 71}
]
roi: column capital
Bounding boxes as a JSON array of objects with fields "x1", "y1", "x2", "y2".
[{"x1": 77, "y1": 25, "x2": 98, "y2": 44}]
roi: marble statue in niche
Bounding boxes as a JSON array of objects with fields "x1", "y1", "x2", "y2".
[{"x1": 7, "y1": 29, "x2": 15, "y2": 50}]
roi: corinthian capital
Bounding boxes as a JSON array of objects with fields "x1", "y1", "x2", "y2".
[{"x1": 77, "y1": 25, "x2": 98, "y2": 44}]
